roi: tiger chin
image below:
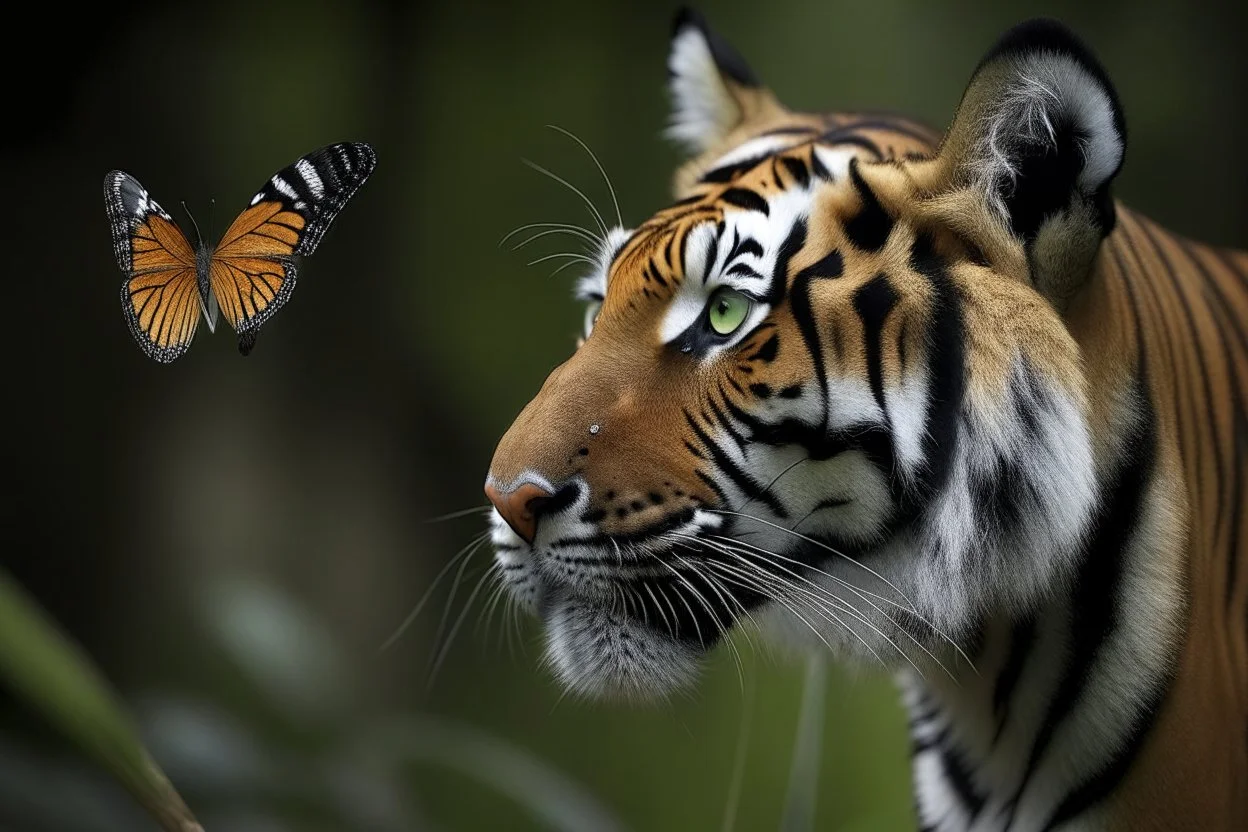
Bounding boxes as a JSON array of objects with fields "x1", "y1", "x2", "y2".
[{"x1": 484, "y1": 8, "x2": 1247, "y2": 830}]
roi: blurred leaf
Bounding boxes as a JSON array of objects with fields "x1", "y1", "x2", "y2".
[
  {"x1": 365, "y1": 715, "x2": 627, "y2": 832},
  {"x1": 200, "y1": 577, "x2": 351, "y2": 721},
  {"x1": 0, "y1": 569, "x2": 202, "y2": 832}
]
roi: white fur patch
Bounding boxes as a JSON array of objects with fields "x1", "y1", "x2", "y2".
[{"x1": 666, "y1": 27, "x2": 740, "y2": 153}]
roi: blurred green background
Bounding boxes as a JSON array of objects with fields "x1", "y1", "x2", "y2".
[{"x1": 2, "y1": 0, "x2": 1245, "y2": 829}]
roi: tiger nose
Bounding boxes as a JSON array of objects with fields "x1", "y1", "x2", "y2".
[{"x1": 484, "y1": 481, "x2": 555, "y2": 545}]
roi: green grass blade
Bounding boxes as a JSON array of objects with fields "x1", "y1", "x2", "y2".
[
  {"x1": 0, "y1": 568, "x2": 202, "y2": 832},
  {"x1": 780, "y1": 655, "x2": 829, "y2": 832}
]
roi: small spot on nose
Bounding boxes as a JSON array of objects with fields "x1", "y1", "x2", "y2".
[{"x1": 484, "y1": 481, "x2": 554, "y2": 544}]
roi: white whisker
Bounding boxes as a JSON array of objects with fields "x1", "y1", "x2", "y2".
[
  {"x1": 379, "y1": 530, "x2": 490, "y2": 653},
  {"x1": 526, "y1": 252, "x2": 597, "y2": 268},
  {"x1": 499, "y1": 221, "x2": 602, "y2": 248},
  {"x1": 426, "y1": 560, "x2": 497, "y2": 691},
  {"x1": 510, "y1": 226, "x2": 600, "y2": 251},
  {"x1": 707, "y1": 508, "x2": 918, "y2": 610},
  {"x1": 708, "y1": 534, "x2": 971, "y2": 678},
  {"x1": 547, "y1": 124, "x2": 623, "y2": 228},
  {"x1": 522, "y1": 157, "x2": 610, "y2": 239}
]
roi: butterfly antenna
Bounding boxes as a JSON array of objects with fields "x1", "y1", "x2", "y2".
[{"x1": 181, "y1": 200, "x2": 204, "y2": 248}]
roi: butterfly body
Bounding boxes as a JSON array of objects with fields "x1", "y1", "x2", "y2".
[{"x1": 105, "y1": 142, "x2": 376, "y2": 362}]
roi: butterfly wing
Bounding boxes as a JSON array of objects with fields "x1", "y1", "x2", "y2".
[
  {"x1": 104, "y1": 171, "x2": 205, "y2": 363},
  {"x1": 209, "y1": 142, "x2": 376, "y2": 349}
]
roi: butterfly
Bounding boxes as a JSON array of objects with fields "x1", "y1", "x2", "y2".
[{"x1": 104, "y1": 142, "x2": 376, "y2": 362}]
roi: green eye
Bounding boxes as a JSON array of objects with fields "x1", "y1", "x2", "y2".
[{"x1": 707, "y1": 288, "x2": 752, "y2": 336}]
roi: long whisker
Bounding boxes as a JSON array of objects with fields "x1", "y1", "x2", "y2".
[
  {"x1": 693, "y1": 534, "x2": 936, "y2": 680},
  {"x1": 685, "y1": 534, "x2": 900, "y2": 672},
  {"x1": 379, "y1": 531, "x2": 490, "y2": 652},
  {"x1": 546, "y1": 124, "x2": 623, "y2": 228},
  {"x1": 667, "y1": 538, "x2": 764, "y2": 644},
  {"x1": 426, "y1": 562, "x2": 497, "y2": 692},
  {"x1": 707, "y1": 508, "x2": 918, "y2": 610},
  {"x1": 667, "y1": 552, "x2": 746, "y2": 694},
  {"x1": 683, "y1": 538, "x2": 863, "y2": 662},
  {"x1": 641, "y1": 581, "x2": 676, "y2": 641},
  {"x1": 425, "y1": 538, "x2": 491, "y2": 676},
  {"x1": 651, "y1": 561, "x2": 707, "y2": 649},
  {"x1": 423, "y1": 505, "x2": 493, "y2": 523},
  {"x1": 521, "y1": 158, "x2": 610, "y2": 239},
  {"x1": 476, "y1": 568, "x2": 510, "y2": 641},
  {"x1": 738, "y1": 457, "x2": 806, "y2": 516},
  {"x1": 499, "y1": 221, "x2": 602, "y2": 248},
  {"x1": 704, "y1": 556, "x2": 881, "y2": 667},
  {"x1": 526, "y1": 252, "x2": 597, "y2": 268},
  {"x1": 510, "y1": 227, "x2": 601, "y2": 251},
  {"x1": 709, "y1": 533, "x2": 973, "y2": 676},
  {"x1": 549, "y1": 258, "x2": 592, "y2": 278}
]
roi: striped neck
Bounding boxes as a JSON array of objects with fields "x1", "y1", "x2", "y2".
[{"x1": 900, "y1": 213, "x2": 1208, "y2": 830}]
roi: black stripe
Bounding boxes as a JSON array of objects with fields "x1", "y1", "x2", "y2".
[
  {"x1": 695, "y1": 468, "x2": 731, "y2": 505},
  {"x1": 1137, "y1": 223, "x2": 1227, "y2": 541},
  {"x1": 1042, "y1": 685, "x2": 1168, "y2": 830},
  {"x1": 1018, "y1": 387, "x2": 1158, "y2": 818},
  {"x1": 765, "y1": 217, "x2": 807, "y2": 306},
  {"x1": 727, "y1": 232, "x2": 764, "y2": 262},
  {"x1": 685, "y1": 411, "x2": 789, "y2": 518},
  {"x1": 853, "y1": 273, "x2": 900, "y2": 420},
  {"x1": 796, "y1": 249, "x2": 844, "y2": 282},
  {"x1": 939, "y1": 741, "x2": 986, "y2": 823},
  {"x1": 720, "y1": 187, "x2": 769, "y2": 216},
  {"x1": 816, "y1": 131, "x2": 883, "y2": 158},
  {"x1": 780, "y1": 156, "x2": 810, "y2": 189},
  {"x1": 706, "y1": 394, "x2": 747, "y2": 452},
  {"x1": 788, "y1": 239, "x2": 836, "y2": 439},
  {"x1": 910, "y1": 233, "x2": 965, "y2": 500},
  {"x1": 991, "y1": 616, "x2": 1037, "y2": 745},
  {"x1": 839, "y1": 117, "x2": 938, "y2": 145},
  {"x1": 549, "y1": 507, "x2": 697, "y2": 550},
  {"x1": 747, "y1": 333, "x2": 779, "y2": 363},
  {"x1": 1181, "y1": 240, "x2": 1248, "y2": 608},
  {"x1": 844, "y1": 159, "x2": 893, "y2": 252},
  {"x1": 700, "y1": 155, "x2": 770, "y2": 183},
  {"x1": 760, "y1": 125, "x2": 819, "y2": 137},
  {"x1": 809, "y1": 146, "x2": 833, "y2": 181}
]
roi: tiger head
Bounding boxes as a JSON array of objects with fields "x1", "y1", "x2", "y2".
[{"x1": 484, "y1": 10, "x2": 1125, "y2": 699}]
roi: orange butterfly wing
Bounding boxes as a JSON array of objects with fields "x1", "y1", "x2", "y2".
[
  {"x1": 208, "y1": 143, "x2": 376, "y2": 354},
  {"x1": 104, "y1": 171, "x2": 204, "y2": 363},
  {"x1": 208, "y1": 201, "x2": 303, "y2": 337}
]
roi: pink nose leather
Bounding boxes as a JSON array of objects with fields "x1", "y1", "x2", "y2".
[{"x1": 484, "y1": 481, "x2": 554, "y2": 544}]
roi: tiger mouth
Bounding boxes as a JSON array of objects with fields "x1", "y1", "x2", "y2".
[{"x1": 492, "y1": 511, "x2": 769, "y2": 652}]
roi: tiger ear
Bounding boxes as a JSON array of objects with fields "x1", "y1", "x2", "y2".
[
  {"x1": 665, "y1": 7, "x2": 782, "y2": 154},
  {"x1": 924, "y1": 19, "x2": 1126, "y2": 307}
]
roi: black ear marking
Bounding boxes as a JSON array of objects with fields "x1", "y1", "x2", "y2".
[
  {"x1": 975, "y1": 18, "x2": 1126, "y2": 145},
  {"x1": 671, "y1": 7, "x2": 759, "y2": 88},
  {"x1": 952, "y1": 18, "x2": 1127, "y2": 242}
]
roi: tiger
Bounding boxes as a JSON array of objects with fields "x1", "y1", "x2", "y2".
[{"x1": 482, "y1": 8, "x2": 1248, "y2": 829}]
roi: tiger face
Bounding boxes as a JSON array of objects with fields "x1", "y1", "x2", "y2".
[{"x1": 486, "y1": 11, "x2": 1123, "y2": 699}]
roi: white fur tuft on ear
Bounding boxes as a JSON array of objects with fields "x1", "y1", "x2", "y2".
[
  {"x1": 974, "y1": 49, "x2": 1124, "y2": 227},
  {"x1": 666, "y1": 25, "x2": 741, "y2": 153}
]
